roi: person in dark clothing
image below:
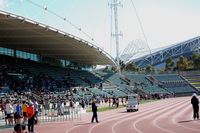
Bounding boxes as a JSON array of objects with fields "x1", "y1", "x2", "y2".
[
  {"x1": 14, "y1": 123, "x2": 26, "y2": 133},
  {"x1": 91, "y1": 101, "x2": 99, "y2": 123},
  {"x1": 27, "y1": 102, "x2": 35, "y2": 133},
  {"x1": 191, "y1": 93, "x2": 199, "y2": 120}
]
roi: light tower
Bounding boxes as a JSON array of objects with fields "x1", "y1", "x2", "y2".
[{"x1": 110, "y1": 0, "x2": 122, "y2": 69}]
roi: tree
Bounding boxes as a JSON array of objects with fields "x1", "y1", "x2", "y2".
[
  {"x1": 145, "y1": 65, "x2": 155, "y2": 73},
  {"x1": 165, "y1": 57, "x2": 174, "y2": 71},
  {"x1": 125, "y1": 62, "x2": 140, "y2": 72},
  {"x1": 176, "y1": 56, "x2": 188, "y2": 71},
  {"x1": 191, "y1": 53, "x2": 200, "y2": 70}
]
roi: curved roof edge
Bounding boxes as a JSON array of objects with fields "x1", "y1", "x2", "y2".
[{"x1": 0, "y1": 10, "x2": 117, "y2": 66}]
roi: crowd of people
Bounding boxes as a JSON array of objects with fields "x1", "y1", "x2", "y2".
[
  {"x1": 1, "y1": 95, "x2": 38, "y2": 133},
  {"x1": 1, "y1": 55, "x2": 199, "y2": 133}
]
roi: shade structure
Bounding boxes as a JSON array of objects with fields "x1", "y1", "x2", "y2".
[{"x1": 0, "y1": 10, "x2": 116, "y2": 65}]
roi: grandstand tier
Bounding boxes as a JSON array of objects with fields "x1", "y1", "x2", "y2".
[
  {"x1": 126, "y1": 73, "x2": 198, "y2": 96},
  {"x1": 181, "y1": 71, "x2": 200, "y2": 92}
]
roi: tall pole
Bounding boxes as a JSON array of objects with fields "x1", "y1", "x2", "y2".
[
  {"x1": 114, "y1": 0, "x2": 120, "y2": 67},
  {"x1": 110, "y1": 0, "x2": 122, "y2": 70}
]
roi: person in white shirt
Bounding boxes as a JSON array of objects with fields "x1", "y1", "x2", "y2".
[{"x1": 5, "y1": 100, "x2": 14, "y2": 126}]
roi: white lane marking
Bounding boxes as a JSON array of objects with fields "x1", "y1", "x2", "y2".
[
  {"x1": 132, "y1": 99, "x2": 189, "y2": 133},
  {"x1": 65, "y1": 97, "x2": 186, "y2": 133},
  {"x1": 88, "y1": 99, "x2": 180, "y2": 133},
  {"x1": 111, "y1": 98, "x2": 187, "y2": 133},
  {"x1": 171, "y1": 103, "x2": 200, "y2": 132},
  {"x1": 111, "y1": 99, "x2": 185, "y2": 133},
  {"x1": 94, "y1": 97, "x2": 186, "y2": 132},
  {"x1": 65, "y1": 106, "x2": 137, "y2": 133},
  {"x1": 152, "y1": 101, "x2": 192, "y2": 133}
]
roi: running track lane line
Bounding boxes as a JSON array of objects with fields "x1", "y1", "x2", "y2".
[
  {"x1": 65, "y1": 99, "x2": 177, "y2": 133},
  {"x1": 132, "y1": 98, "x2": 190, "y2": 133},
  {"x1": 88, "y1": 98, "x2": 187, "y2": 133},
  {"x1": 171, "y1": 102, "x2": 200, "y2": 132},
  {"x1": 110, "y1": 98, "x2": 188, "y2": 133},
  {"x1": 152, "y1": 101, "x2": 198, "y2": 133},
  {"x1": 152, "y1": 102, "x2": 192, "y2": 133}
]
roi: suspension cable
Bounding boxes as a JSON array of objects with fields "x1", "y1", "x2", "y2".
[{"x1": 130, "y1": 0, "x2": 153, "y2": 64}]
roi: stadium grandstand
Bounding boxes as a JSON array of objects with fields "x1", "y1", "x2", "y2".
[
  {"x1": 126, "y1": 36, "x2": 200, "y2": 68},
  {"x1": 0, "y1": 1, "x2": 200, "y2": 133},
  {"x1": 0, "y1": 10, "x2": 138, "y2": 99},
  {"x1": 0, "y1": 10, "x2": 132, "y2": 127},
  {"x1": 0, "y1": 9, "x2": 199, "y2": 114},
  {"x1": 125, "y1": 73, "x2": 199, "y2": 97}
]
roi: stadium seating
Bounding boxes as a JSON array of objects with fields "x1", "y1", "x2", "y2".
[
  {"x1": 104, "y1": 89, "x2": 127, "y2": 97},
  {"x1": 126, "y1": 73, "x2": 197, "y2": 95},
  {"x1": 0, "y1": 55, "x2": 131, "y2": 103},
  {"x1": 142, "y1": 86, "x2": 169, "y2": 94},
  {"x1": 153, "y1": 74, "x2": 183, "y2": 82},
  {"x1": 125, "y1": 74, "x2": 166, "y2": 94},
  {"x1": 1, "y1": 54, "x2": 198, "y2": 101},
  {"x1": 181, "y1": 71, "x2": 200, "y2": 91},
  {"x1": 152, "y1": 74, "x2": 198, "y2": 94},
  {"x1": 99, "y1": 72, "x2": 134, "y2": 94},
  {"x1": 165, "y1": 86, "x2": 196, "y2": 94}
]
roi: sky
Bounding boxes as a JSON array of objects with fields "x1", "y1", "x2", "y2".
[{"x1": 0, "y1": 0, "x2": 200, "y2": 58}]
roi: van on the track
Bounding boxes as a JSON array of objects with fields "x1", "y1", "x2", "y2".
[{"x1": 126, "y1": 94, "x2": 139, "y2": 112}]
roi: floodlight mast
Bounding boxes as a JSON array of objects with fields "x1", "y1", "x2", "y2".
[{"x1": 110, "y1": 0, "x2": 122, "y2": 71}]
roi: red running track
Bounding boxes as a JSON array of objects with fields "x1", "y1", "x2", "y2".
[{"x1": 1, "y1": 97, "x2": 199, "y2": 133}]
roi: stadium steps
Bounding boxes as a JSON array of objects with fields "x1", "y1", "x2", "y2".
[{"x1": 180, "y1": 72, "x2": 200, "y2": 93}]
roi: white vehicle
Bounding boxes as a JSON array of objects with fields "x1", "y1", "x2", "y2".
[{"x1": 126, "y1": 94, "x2": 139, "y2": 112}]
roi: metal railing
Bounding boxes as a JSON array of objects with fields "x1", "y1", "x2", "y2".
[
  {"x1": 0, "y1": 104, "x2": 82, "y2": 127},
  {"x1": 38, "y1": 106, "x2": 81, "y2": 123}
]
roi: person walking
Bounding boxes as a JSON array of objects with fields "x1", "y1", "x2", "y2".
[
  {"x1": 27, "y1": 102, "x2": 35, "y2": 133},
  {"x1": 22, "y1": 100, "x2": 27, "y2": 124},
  {"x1": 191, "y1": 93, "x2": 199, "y2": 120},
  {"x1": 91, "y1": 100, "x2": 99, "y2": 123}
]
